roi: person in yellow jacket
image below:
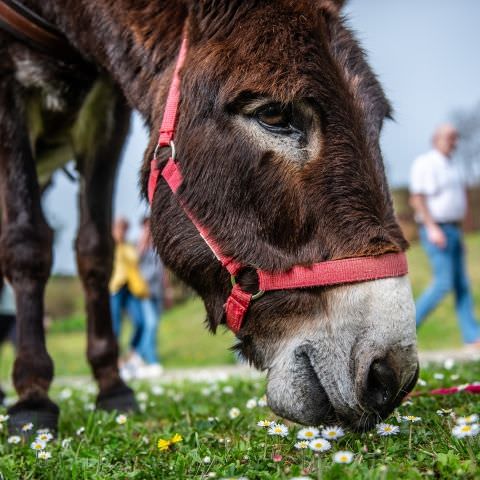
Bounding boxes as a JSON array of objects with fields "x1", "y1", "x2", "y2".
[{"x1": 109, "y1": 217, "x2": 149, "y2": 377}]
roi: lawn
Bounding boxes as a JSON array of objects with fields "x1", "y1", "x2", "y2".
[
  {"x1": 1, "y1": 233, "x2": 480, "y2": 381},
  {"x1": 0, "y1": 362, "x2": 479, "y2": 479}
]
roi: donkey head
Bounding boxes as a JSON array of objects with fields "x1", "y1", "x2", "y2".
[{"x1": 144, "y1": 0, "x2": 418, "y2": 430}]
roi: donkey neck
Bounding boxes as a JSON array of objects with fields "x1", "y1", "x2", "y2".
[{"x1": 28, "y1": 0, "x2": 188, "y2": 123}]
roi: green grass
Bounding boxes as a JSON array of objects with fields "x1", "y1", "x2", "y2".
[{"x1": 1, "y1": 362, "x2": 480, "y2": 479}]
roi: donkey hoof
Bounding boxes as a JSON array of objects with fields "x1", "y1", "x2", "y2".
[
  {"x1": 96, "y1": 384, "x2": 139, "y2": 413},
  {"x1": 7, "y1": 409, "x2": 59, "y2": 436}
]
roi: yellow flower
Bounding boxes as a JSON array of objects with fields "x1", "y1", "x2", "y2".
[
  {"x1": 158, "y1": 439, "x2": 171, "y2": 451},
  {"x1": 170, "y1": 433, "x2": 183, "y2": 444}
]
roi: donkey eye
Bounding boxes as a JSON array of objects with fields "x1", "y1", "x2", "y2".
[{"x1": 256, "y1": 104, "x2": 293, "y2": 132}]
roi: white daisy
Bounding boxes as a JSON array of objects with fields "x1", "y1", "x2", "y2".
[
  {"x1": 417, "y1": 379, "x2": 427, "y2": 387},
  {"x1": 61, "y1": 437, "x2": 72, "y2": 448},
  {"x1": 308, "y1": 438, "x2": 331, "y2": 452},
  {"x1": 0, "y1": 414, "x2": 9, "y2": 422},
  {"x1": 456, "y1": 414, "x2": 479, "y2": 425},
  {"x1": 76, "y1": 427, "x2": 85, "y2": 435},
  {"x1": 246, "y1": 398, "x2": 257, "y2": 409},
  {"x1": 376, "y1": 423, "x2": 400, "y2": 436},
  {"x1": 36, "y1": 428, "x2": 50, "y2": 435},
  {"x1": 443, "y1": 358, "x2": 455, "y2": 370},
  {"x1": 203, "y1": 456, "x2": 211, "y2": 464},
  {"x1": 258, "y1": 395, "x2": 268, "y2": 407},
  {"x1": 222, "y1": 386, "x2": 234, "y2": 394},
  {"x1": 228, "y1": 408, "x2": 240, "y2": 419},
  {"x1": 22, "y1": 422, "x2": 34, "y2": 432},
  {"x1": 452, "y1": 423, "x2": 480, "y2": 438},
  {"x1": 268, "y1": 423, "x2": 289, "y2": 437},
  {"x1": 436, "y1": 409, "x2": 453, "y2": 417},
  {"x1": 59, "y1": 388, "x2": 72, "y2": 400},
  {"x1": 321, "y1": 426, "x2": 344, "y2": 440},
  {"x1": 37, "y1": 451, "x2": 51, "y2": 460},
  {"x1": 333, "y1": 451, "x2": 354, "y2": 464},
  {"x1": 30, "y1": 439, "x2": 46, "y2": 451},
  {"x1": 402, "y1": 415, "x2": 421, "y2": 423},
  {"x1": 115, "y1": 414, "x2": 127, "y2": 425},
  {"x1": 137, "y1": 391, "x2": 148, "y2": 402},
  {"x1": 294, "y1": 440, "x2": 310, "y2": 449},
  {"x1": 7, "y1": 435, "x2": 21, "y2": 444},
  {"x1": 151, "y1": 385, "x2": 164, "y2": 396},
  {"x1": 257, "y1": 419, "x2": 275, "y2": 428},
  {"x1": 36, "y1": 432, "x2": 53, "y2": 443},
  {"x1": 297, "y1": 427, "x2": 320, "y2": 440},
  {"x1": 433, "y1": 373, "x2": 444, "y2": 380}
]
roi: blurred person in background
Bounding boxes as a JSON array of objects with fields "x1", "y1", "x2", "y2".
[
  {"x1": 109, "y1": 217, "x2": 150, "y2": 379},
  {"x1": 135, "y1": 217, "x2": 169, "y2": 378},
  {"x1": 410, "y1": 123, "x2": 480, "y2": 348},
  {"x1": 0, "y1": 274, "x2": 16, "y2": 405}
]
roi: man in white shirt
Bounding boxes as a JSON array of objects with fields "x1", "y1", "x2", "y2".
[{"x1": 410, "y1": 124, "x2": 480, "y2": 346}]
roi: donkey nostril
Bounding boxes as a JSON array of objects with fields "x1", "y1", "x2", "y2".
[{"x1": 366, "y1": 359, "x2": 399, "y2": 411}]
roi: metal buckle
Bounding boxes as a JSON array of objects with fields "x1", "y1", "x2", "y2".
[
  {"x1": 230, "y1": 274, "x2": 265, "y2": 301},
  {"x1": 154, "y1": 140, "x2": 176, "y2": 161}
]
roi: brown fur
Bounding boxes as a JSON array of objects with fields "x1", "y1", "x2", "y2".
[{"x1": 0, "y1": 0, "x2": 412, "y2": 430}]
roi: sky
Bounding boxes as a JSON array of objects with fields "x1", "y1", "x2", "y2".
[{"x1": 43, "y1": 0, "x2": 480, "y2": 274}]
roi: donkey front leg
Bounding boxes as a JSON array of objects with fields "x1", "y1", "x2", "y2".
[
  {"x1": 74, "y1": 81, "x2": 137, "y2": 412},
  {"x1": 0, "y1": 84, "x2": 58, "y2": 433}
]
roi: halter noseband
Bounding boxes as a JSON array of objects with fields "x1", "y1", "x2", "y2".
[{"x1": 148, "y1": 37, "x2": 408, "y2": 333}]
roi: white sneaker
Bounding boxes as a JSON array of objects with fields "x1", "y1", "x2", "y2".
[{"x1": 135, "y1": 363, "x2": 164, "y2": 379}]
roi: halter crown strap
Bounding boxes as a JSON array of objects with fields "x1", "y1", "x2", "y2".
[{"x1": 149, "y1": 35, "x2": 409, "y2": 334}]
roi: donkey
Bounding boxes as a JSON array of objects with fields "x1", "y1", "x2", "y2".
[{"x1": 0, "y1": 0, "x2": 419, "y2": 433}]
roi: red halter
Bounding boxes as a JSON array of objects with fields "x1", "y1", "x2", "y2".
[{"x1": 148, "y1": 37, "x2": 408, "y2": 333}]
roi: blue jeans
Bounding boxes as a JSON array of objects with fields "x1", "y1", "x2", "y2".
[
  {"x1": 136, "y1": 297, "x2": 162, "y2": 364},
  {"x1": 110, "y1": 286, "x2": 145, "y2": 350},
  {"x1": 416, "y1": 224, "x2": 480, "y2": 343}
]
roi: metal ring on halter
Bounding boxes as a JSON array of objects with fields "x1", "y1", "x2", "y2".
[
  {"x1": 230, "y1": 275, "x2": 265, "y2": 300},
  {"x1": 154, "y1": 140, "x2": 176, "y2": 161}
]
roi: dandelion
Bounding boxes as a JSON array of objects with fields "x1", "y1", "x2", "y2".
[
  {"x1": 452, "y1": 423, "x2": 480, "y2": 438},
  {"x1": 37, "y1": 451, "x2": 52, "y2": 460},
  {"x1": 321, "y1": 426, "x2": 344, "y2": 440},
  {"x1": 22, "y1": 422, "x2": 34, "y2": 432},
  {"x1": 294, "y1": 440, "x2": 310, "y2": 449},
  {"x1": 258, "y1": 395, "x2": 268, "y2": 407},
  {"x1": 308, "y1": 438, "x2": 331, "y2": 452},
  {"x1": 76, "y1": 427, "x2": 85, "y2": 435},
  {"x1": 376, "y1": 423, "x2": 400, "y2": 436},
  {"x1": 31, "y1": 439, "x2": 46, "y2": 451},
  {"x1": 61, "y1": 438, "x2": 72, "y2": 448},
  {"x1": 268, "y1": 423, "x2": 289, "y2": 437},
  {"x1": 456, "y1": 414, "x2": 479, "y2": 425},
  {"x1": 402, "y1": 415, "x2": 421, "y2": 423},
  {"x1": 158, "y1": 438, "x2": 171, "y2": 451},
  {"x1": 0, "y1": 414, "x2": 9, "y2": 422},
  {"x1": 116, "y1": 414, "x2": 127, "y2": 425},
  {"x1": 257, "y1": 419, "x2": 275, "y2": 428},
  {"x1": 297, "y1": 427, "x2": 319, "y2": 440},
  {"x1": 7, "y1": 435, "x2": 21, "y2": 444},
  {"x1": 333, "y1": 451, "x2": 354, "y2": 464},
  {"x1": 36, "y1": 432, "x2": 53, "y2": 443},
  {"x1": 158, "y1": 433, "x2": 183, "y2": 451},
  {"x1": 228, "y1": 407, "x2": 240, "y2": 419},
  {"x1": 246, "y1": 398, "x2": 257, "y2": 409}
]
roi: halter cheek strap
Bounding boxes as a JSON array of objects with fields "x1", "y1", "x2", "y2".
[{"x1": 148, "y1": 36, "x2": 409, "y2": 334}]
